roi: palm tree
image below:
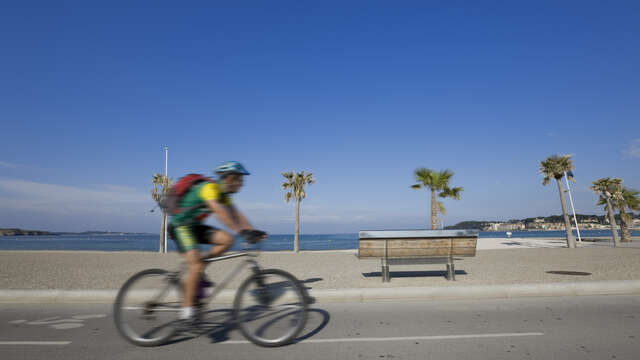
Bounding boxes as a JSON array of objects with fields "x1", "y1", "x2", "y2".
[
  {"x1": 540, "y1": 154, "x2": 576, "y2": 248},
  {"x1": 151, "y1": 173, "x2": 172, "y2": 253},
  {"x1": 598, "y1": 185, "x2": 639, "y2": 243},
  {"x1": 590, "y1": 178, "x2": 622, "y2": 247},
  {"x1": 411, "y1": 168, "x2": 463, "y2": 230},
  {"x1": 281, "y1": 171, "x2": 315, "y2": 253}
]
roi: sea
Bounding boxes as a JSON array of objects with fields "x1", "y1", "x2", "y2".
[{"x1": 0, "y1": 230, "x2": 637, "y2": 252}]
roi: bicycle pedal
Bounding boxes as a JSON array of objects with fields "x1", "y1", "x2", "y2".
[
  {"x1": 200, "y1": 273, "x2": 215, "y2": 287},
  {"x1": 306, "y1": 295, "x2": 316, "y2": 305}
]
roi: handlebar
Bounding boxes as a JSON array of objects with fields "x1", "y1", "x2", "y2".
[{"x1": 239, "y1": 236, "x2": 264, "y2": 252}]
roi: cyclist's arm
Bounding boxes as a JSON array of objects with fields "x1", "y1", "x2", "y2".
[
  {"x1": 204, "y1": 199, "x2": 243, "y2": 233},
  {"x1": 227, "y1": 204, "x2": 252, "y2": 230},
  {"x1": 229, "y1": 205, "x2": 267, "y2": 241}
]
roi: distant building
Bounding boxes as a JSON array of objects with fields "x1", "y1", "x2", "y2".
[
  {"x1": 526, "y1": 221, "x2": 564, "y2": 230},
  {"x1": 579, "y1": 222, "x2": 606, "y2": 230},
  {"x1": 485, "y1": 222, "x2": 526, "y2": 231}
]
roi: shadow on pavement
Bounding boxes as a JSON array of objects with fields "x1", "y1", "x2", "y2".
[
  {"x1": 203, "y1": 309, "x2": 237, "y2": 343},
  {"x1": 300, "y1": 277, "x2": 323, "y2": 292},
  {"x1": 159, "y1": 309, "x2": 236, "y2": 346},
  {"x1": 300, "y1": 278, "x2": 323, "y2": 284},
  {"x1": 362, "y1": 270, "x2": 467, "y2": 279},
  {"x1": 499, "y1": 241, "x2": 566, "y2": 248},
  {"x1": 546, "y1": 270, "x2": 592, "y2": 276},
  {"x1": 161, "y1": 306, "x2": 330, "y2": 346},
  {"x1": 295, "y1": 308, "x2": 330, "y2": 343}
]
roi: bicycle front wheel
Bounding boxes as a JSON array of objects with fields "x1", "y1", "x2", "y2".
[
  {"x1": 233, "y1": 269, "x2": 308, "y2": 347},
  {"x1": 113, "y1": 269, "x2": 182, "y2": 347}
]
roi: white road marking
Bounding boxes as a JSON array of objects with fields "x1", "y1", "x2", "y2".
[
  {"x1": 10, "y1": 313, "x2": 108, "y2": 330},
  {"x1": 0, "y1": 341, "x2": 71, "y2": 346},
  {"x1": 221, "y1": 332, "x2": 545, "y2": 345},
  {"x1": 51, "y1": 323, "x2": 84, "y2": 330},
  {"x1": 71, "y1": 314, "x2": 107, "y2": 320}
]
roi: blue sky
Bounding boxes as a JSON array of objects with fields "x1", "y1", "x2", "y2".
[{"x1": 1, "y1": 1, "x2": 639, "y2": 234}]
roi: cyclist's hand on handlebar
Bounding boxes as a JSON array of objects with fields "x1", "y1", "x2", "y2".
[
  {"x1": 239, "y1": 229, "x2": 267, "y2": 244},
  {"x1": 240, "y1": 229, "x2": 267, "y2": 243}
]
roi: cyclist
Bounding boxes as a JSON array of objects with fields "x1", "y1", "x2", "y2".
[{"x1": 168, "y1": 161, "x2": 266, "y2": 321}]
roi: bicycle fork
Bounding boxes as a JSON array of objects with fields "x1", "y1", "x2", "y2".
[{"x1": 248, "y1": 261, "x2": 273, "y2": 306}]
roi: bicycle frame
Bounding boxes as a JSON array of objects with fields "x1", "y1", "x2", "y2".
[
  {"x1": 171, "y1": 249, "x2": 262, "y2": 306},
  {"x1": 204, "y1": 252, "x2": 260, "y2": 303}
]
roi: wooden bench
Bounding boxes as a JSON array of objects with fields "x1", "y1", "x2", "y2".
[{"x1": 357, "y1": 230, "x2": 478, "y2": 282}]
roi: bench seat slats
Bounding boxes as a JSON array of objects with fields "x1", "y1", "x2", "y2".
[
  {"x1": 359, "y1": 247, "x2": 476, "y2": 258},
  {"x1": 358, "y1": 238, "x2": 477, "y2": 258},
  {"x1": 358, "y1": 238, "x2": 477, "y2": 247},
  {"x1": 358, "y1": 238, "x2": 477, "y2": 249},
  {"x1": 387, "y1": 258, "x2": 450, "y2": 265}
]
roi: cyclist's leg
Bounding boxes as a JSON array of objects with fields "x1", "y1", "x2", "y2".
[
  {"x1": 199, "y1": 226, "x2": 233, "y2": 259},
  {"x1": 169, "y1": 224, "x2": 203, "y2": 309},
  {"x1": 182, "y1": 248, "x2": 204, "y2": 308}
]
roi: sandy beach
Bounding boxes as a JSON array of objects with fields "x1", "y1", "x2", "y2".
[{"x1": 1, "y1": 237, "x2": 639, "y2": 292}]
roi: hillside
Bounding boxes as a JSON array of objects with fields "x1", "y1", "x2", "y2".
[{"x1": 0, "y1": 228, "x2": 56, "y2": 236}]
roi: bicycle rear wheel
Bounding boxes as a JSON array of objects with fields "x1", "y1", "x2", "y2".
[
  {"x1": 233, "y1": 269, "x2": 308, "y2": 347},
  {"x1": 113, "y1": 269, "x2": 182, "y2": 346}
]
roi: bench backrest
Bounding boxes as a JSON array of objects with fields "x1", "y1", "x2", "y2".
[{"x1": 358, "y1": 230, "x2": 478, "y2": 259}]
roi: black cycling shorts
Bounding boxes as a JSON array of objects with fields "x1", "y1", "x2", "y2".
[{"x1": 168, "y1": 224, "x2": 217, "y2": 253}]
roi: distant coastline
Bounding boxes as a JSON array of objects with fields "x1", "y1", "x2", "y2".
[
  {"x1": 0, "y1": 228, "x2": 156, "y2": 236},
  {"x1": 445, "y1": 213, "x2": 640, "y2": 231},
  {"x1": 0, "y1": 228, "x2": 54, "y2": 236}
]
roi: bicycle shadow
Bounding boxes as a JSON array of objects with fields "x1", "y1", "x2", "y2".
[
  {"x1": 161, "y1": 308, "x2": 236, "y2": 346},
  {"x1": 293, "y1": 308, "x2": 330, "y2": 343},
  {"x1": 163, "y1": 306, "x2": 330, "y2": 346},
  {"x1": 300, "y1": 276, "x2": 322, "y2": 289},
  {"x1": 163, "y1": 277, "x2": 329, "y2": 346},
  {"x1": 230, "y1": 277, "x2": 322, "y2": 309},
  {"x1": 300, "y1": 277, "x2": 323, "y2": 285}
]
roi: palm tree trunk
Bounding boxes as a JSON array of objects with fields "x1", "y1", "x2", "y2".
[
  {"x1": 430, "y1": 190, "x2": 437, "y2": 230},
  {"x1": 619, "y1": 209, "x2": 631, "y2": 242},
  {"x1": 605, "y1": 197, "x2": 621, "y2": 247},
  {"x1": 294, "y1": 197, "x2": 300, "y2": 253},
  {"x1": 159, "y1": 211, "x2": 166, "y2": 253},
  {"x1": 556, "y1": 179, "x2": 576, "y2": 248}
]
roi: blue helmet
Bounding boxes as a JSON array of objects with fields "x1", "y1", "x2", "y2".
[{"x1": 215, "y1": 161, "x2": 250, "y2": 176}]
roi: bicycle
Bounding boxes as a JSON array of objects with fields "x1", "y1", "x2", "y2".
[{"x1": 113, "y1": 239, "x2": 311, "y2": 347}]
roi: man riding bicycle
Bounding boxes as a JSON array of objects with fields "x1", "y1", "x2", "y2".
[{"x1": 168, "y1": 161, "x2": 266, "y2": 321}]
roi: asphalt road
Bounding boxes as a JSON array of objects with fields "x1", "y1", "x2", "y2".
[{"x1": 1, "y1": 295, "x2": 639, "y2": 360}]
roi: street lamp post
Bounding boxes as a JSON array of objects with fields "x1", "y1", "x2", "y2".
[
  {"x1": 164, "y1": 146, "x2": 168, "y2": 253},
  {"x1": 564, "y1": 171, "x2": 582, "y2": 245}
]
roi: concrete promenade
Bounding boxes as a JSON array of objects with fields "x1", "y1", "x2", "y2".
[{"x1": 1, "y1": 237, "x2": 639, "y2": 303}]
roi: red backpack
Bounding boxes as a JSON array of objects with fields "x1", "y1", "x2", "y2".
[{"x1": 159, "y1": 174, "x2": 212, "y2": 215}]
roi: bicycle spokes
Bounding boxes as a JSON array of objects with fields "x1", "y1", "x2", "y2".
[
  {"x1": 233, "y1": 269, "x2": 308, "y2": 347},
  {"x1": 114, "y1": 269, "x2": 181, "y2": 346}
]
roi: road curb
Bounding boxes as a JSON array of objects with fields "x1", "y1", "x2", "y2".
[
  {"x1": 310, "y1": 280, "x2": 640, "y2": 302},
  {"x1": 1, "y1": 280, "x2": 640, "y2": 304}
]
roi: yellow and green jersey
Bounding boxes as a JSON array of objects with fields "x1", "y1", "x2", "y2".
[{"x1": 169, "y1": 182, "x2": 232, "y2": 226}]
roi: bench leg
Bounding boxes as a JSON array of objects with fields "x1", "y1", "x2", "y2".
[
  {"x1": 451, "y1": 263, "x2": 456, "y2": 281},
  {"x1": 446, "y1": 263, "x2": 456, "y2": 281},
  {"x1": 381, "y1": 258, "x2": 390, "y2": 282}
]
